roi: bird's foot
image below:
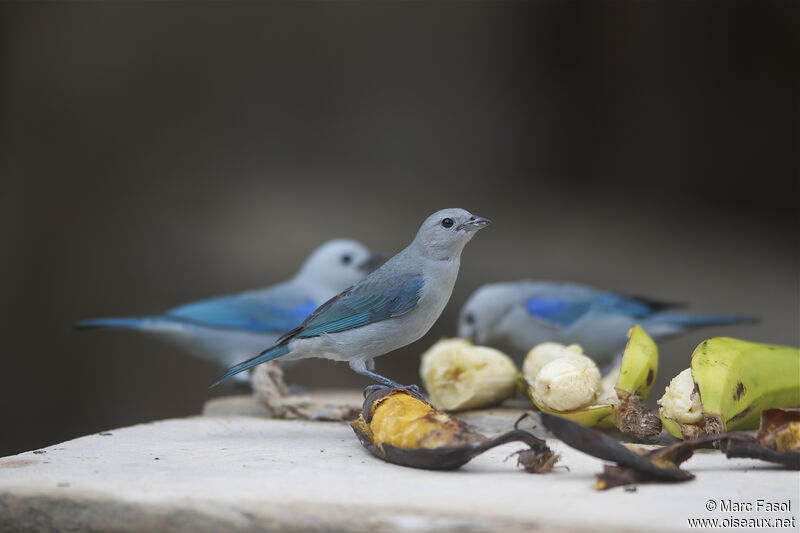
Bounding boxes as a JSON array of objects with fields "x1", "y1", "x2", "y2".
[
  {"x1": 363, "y1": 383, "x2": 427, "y2": 403},
  {"x1": 399, "y1": 383, "x2": 427, "y2": 402},
  {"x1": 363, "y1": 384, "x2": 386, "y2": 399},
  {"x1": 403, "y1": 383, "x2": 422, "y2": 396}
]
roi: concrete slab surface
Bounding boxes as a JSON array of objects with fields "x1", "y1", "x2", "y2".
[{"x1": 0, "y1": 415, "x2": 797, "y2": 532}]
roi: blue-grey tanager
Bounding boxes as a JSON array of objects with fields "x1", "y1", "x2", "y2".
[
  {"x1": 458, "y1": 281, "x2": 756, "y2": 368},
  {"x1": 213, "y1": 208, "x2": 491, "y2": 390},
  {"x1": 76, "y1": 239, "x2": 382, "y2": 382}
]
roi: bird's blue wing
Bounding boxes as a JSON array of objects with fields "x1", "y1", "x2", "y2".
[
  {"x1": 525, "y1": 298, "x2": 593, "y2": 327},
  {"x1": 279, "y1": 274, "x2": 425, "y2": 341},
  {"x1": 167, "y1": 295, "x2": 317, "y2": 333},
  {"x1": 525, "y1": 292, "x2": 658, "y2": 327}
]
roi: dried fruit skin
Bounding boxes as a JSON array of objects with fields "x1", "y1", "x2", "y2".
[
  {"x1": 758, "y1": 408, "x2": 800, "y2": 452},
  {"x1": 540, "y1": 412, "x2": 694, "y2": 490},
  {"x1": 614, "y1": 393, "x2": 663, "y2": 440}
]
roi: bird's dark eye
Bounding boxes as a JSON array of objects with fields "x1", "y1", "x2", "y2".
[
  {"x1": 341, "y1": 254, "x2": 352, "y2": 265},
  {"x1": 441, "y1": 218, "x2": 454, "y2": 228},
  {"x1": 465, "y1": 312, "x2": 475, "y2": 325}
]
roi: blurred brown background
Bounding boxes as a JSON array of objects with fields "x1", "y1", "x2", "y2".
[{"x1": 1, "y1": 1, "x2": 797, "y2": 457}]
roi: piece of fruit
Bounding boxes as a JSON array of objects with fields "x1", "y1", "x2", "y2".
[
  {"x1": 525, "y1": 325, "x2": 661, "y2": 438},
  {"x1": 350, "y1": 386, "x2": 557, "y2": 471},
  {"x1": 542, "y1": 407, "x2": 800, "y2": 490},
  {"x1": 532, "y1": 354, "x2": 601, "y2": 411},
  {"x1": 540, "y1": 412, "x2": 694, "y2": 490},
  {"x1": 758, "y1": 408, "x2": 800, "y2": 452},
  {"x1": 522, "y1": 342, "x2": 585, "y2": 381},
  {"x1": 420, "y1": 338, "x2": 518, "y2": 411},
  {"x1": 659, "y1": 338, "x2": 800, "y2": 439},
  {"x1": 657, "y1": 368, "x2": 704, "y2": 424}
]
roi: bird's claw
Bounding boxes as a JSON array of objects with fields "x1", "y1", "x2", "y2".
[
  {"x1": 363, "y1": 384, "x2": 388, "y2": 398},
  {"x1": 404, "y1": 383, "x2": 421, "y2": 395},
  {"x1": 362, "y1": 383, "x2": 427, "y2": 403},
  {"x1": 399, "y1": 383, "x2": 427, "y2": 402}
]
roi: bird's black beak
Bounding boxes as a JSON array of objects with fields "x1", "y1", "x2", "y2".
[
  {"x1": 457, "y1": 216, "x2": 491, "y2": 232},
  {"x1": 357, "y1": 252, "x2": 385, "y2": 273}
]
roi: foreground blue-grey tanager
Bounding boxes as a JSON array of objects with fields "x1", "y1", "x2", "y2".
[
  {"x1": 76, "y1": 239, "x2": 382, "y2": 382},
  {"x1": 213, "y1": 208, "x2": 491, "y2": 390},
  {"x1": 458, "y1": 281, "x2": 756, "y2": 368}
]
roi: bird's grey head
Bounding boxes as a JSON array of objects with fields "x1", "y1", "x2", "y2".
[
  {"x1": 458, "y1": 282, "x2": 521, "y2": 344},
  {"x1": 412, "y1": 208, "x2": 491, "y2": 260},
  {"x1": 296, "y1": 239, "x2": 383, "y2": 291}
]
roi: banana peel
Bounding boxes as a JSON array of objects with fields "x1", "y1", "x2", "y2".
[
  {"x1": 525, "y1": 325, "x2": 661, "y2": 438},
  {"x1": 660, "y1": 408, "x2": 800, "y2": 470},
  {"x1": 541, "y1": 408, "x2": 800, "y2": 490},
  {"x1": 351, "y1": 386, "x2": 558, "y2": 472},
  {"x1": 715, "y1": 408, "x2": 800, "y2": 468},
  {"x1": 758, "y1": 408, "x2": 800, "y2": 452},
  {"x1": 660, "y1": 338, "x2": 800, "y2": 439},
  {"x1": 538, "y1": 412, "x2": 694, "y2": 490}
]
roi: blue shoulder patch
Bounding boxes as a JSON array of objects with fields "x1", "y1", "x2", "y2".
[
  {"x1": 526, "y1": 293, "x2": 660, "y2": 327},
  {"x1": 525, "y1": 298, "x2": 591, "y2": 327}
]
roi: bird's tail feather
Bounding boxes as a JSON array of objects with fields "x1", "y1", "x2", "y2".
[
  {"x1": 74, "y1": 316, "x2": 157, "y2": 330},
  {"x1": 211, "y1": 344, "x2": 290, "y2": 387},
  {"x1": 650, "y1": 311, "x2": 759, "y2": 327}
]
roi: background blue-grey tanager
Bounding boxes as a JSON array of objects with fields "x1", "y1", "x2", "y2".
[
  {"x1": 214, "y1": 208, "x2": 490, "y2": 390},
  {"x1": 76, "y1": 239, "x2": 382, "y2": 383},
  {"x1": 458, "y1": 281, "x2": 756, "y2": 368}
]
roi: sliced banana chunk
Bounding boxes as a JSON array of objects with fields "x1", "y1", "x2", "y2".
[
  {"x1": 522, "y1": 342, "x2": 585, "y2": 382},
  {"x1": 532, "y1": 354, "x2": 602, "y2": 411},
  {"x1": 420, "y1": 338, "x2": 518, "y2": 411}
]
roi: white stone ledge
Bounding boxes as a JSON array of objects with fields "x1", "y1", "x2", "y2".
[{"x1": 1, "y1": 414, "x2": 797, "y2": 532}]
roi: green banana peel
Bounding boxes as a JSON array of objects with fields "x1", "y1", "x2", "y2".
[
  {"x1": 660, "y1": 338, "x2": 800, "y2": 439},
  {"x1": 526, "y1": 325, "x2": 661, "y2": 438},
  {"x1": 660, "y1": 416, "x2": 684, "y2": 440}
]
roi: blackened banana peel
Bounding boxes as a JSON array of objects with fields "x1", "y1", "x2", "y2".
[
  {"x1": 351, "y1": 386, "x2": 557, "y2": 472},
  {"x1": 719, "y1": 408, "x2": 800, "y2": 468},
  {"x1": 539, "y1": 412, "x2": 694, "y2": 490},
  {"x1": 541, "y1": 408, "x2": 800, "y2": 490}
]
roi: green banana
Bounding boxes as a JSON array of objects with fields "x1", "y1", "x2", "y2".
[
  {"x1": 659, "y1": 337, "x2": 800, "y2": 439},
  {"x1": 525, "y1": 325, "x2": 662, "y2": 438}
]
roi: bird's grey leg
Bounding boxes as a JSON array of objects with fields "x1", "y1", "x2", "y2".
[{"x1": 349, "y1": 359, "x2": 425, "y2": 400}]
